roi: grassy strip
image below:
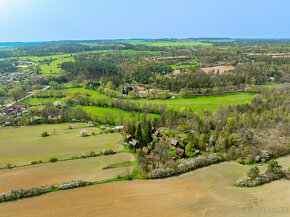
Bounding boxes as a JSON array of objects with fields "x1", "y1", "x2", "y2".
[{"x1": 0, "y1": 149, "x2": 117, "y2": 171}]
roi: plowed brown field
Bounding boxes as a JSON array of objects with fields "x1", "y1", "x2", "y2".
[{"x1": 0, "y1": 155, "x2": 288, "y2": 217}]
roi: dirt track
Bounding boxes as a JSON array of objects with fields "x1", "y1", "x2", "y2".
[{"x1": 0, "y1": 156, "x2": 289, "y2": 217}]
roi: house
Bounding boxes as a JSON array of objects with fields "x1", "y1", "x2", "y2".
[
  {"x1": 161, "y1": 136, "x2": 166, "y2": 142},
  {"x1": 148, "y1": 152, "x2": 157, "y2": 160},
  {"x1": 0, "y1": 103, "x2": 30, "y2": 115},
  {"x1": 142, "y1": 147, "x2": 151, "y2": 155},
  {"x1": 151, "y1": 127, "x2": 156, "y2": 134},
  {"x1": 171, "y1": 139, "x2": 180, "y2": 148},
  {"x1": 195, "y1": 150, "x2": 202, "y2": 155},
  {"x1": 130, "y1": 139, "x2": 138, "y2": 148},
  {"x1": 136, "y1": 87, "x2": 145, "y2": 93},
  {"x1": 126, "y1": 134, "x2": 133, "y2": 140},
  {"x1": 154, "y1": 130, "x2": 161, "y2": 137},
  {"x1": 176, "y1": 148, "x2": 185, "y2": 158}
]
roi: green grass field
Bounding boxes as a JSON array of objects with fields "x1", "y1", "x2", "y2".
[
  {"x1": 63, "y1": 88, "x2": 108, "y2": 98},
  {"x1": 21, "y1": 97, "x2": 61, "y2": 105},
  {"x1": 131, "y1": 93, "x2": 255, "y2": 115},
  {"x1": 170, "y1": 64, "x2": 196, "y2": 68},
  {"x1": 76, "y1": 105, "x2": 160, "y2": 122},
  {"x1": 0, "y1": 123, "x2": 123, "y2": 167},
  {"x1": 16, "y1": 54, "x2": 74, "y2": 62},
  {"x1": 151, "y1": 42, "x2": 212, "y2": 47},
  {"x1": 40, "y1": 57, "x2": 75, "y2": 74}
]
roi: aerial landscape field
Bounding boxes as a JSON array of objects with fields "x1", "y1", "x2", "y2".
[{"x1": 0, "y1": 0, "x2": 289, "y2": 216}]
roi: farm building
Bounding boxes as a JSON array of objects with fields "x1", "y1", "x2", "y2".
[
  {"x1": 171, "y1": 139, "x2": 180, "y2": 148},
  {"x1": 176, "y1": 148, "x2": 185, "y2": 158}
]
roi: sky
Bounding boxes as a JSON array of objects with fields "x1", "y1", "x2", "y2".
[{"x1": 0, "y1": 0, "x2": 289, "y2": 42}]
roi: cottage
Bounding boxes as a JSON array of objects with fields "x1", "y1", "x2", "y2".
[
  {"x1": 154, "y1": 130, "x2": 161, "y2": 137},
  {"x1": 130, "y1": 139, "x2": 138, "y2": 148},
  {"x1": 136, "y1": 87, "x2": 145, "y2": 93},
  {"x1": 142, "y1": 147, "x2": 151, "y2": 155},
  {"x1": 195, "y1": 150, "x2": 202, "y2": 155},
  {"x1": 126, "y1": 134, "x2": 133, "y2": 140},
  {"x1": 171, "y1": 139, "x2": 180, "y2": 148},
  {"x1": 176, "y1": 148, "x2": 185, "y2": 158}
]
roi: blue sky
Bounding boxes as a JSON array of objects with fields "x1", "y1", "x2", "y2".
[{"x1": 0, "y1": 0, "x2": 289, "y2": 42}]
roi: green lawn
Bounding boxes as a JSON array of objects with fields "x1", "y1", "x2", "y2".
[
  {"x1": 76, "y1": 105, "x2": 160, "y2": 122},
  {"x1": 131, "y1": 93, "x2": 255, "y2": 115},
  {"x1": 0, "y1": 123, "x2": 122, "y2": 167}
]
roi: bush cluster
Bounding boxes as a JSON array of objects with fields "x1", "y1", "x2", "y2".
[
  {"x1": 234, "y1": 161, "x2": 288, "y2": 187},
  {"x1": 146, "y1": 154, "x2": 222, "y2": 179},
  {"x1": 0, "y1": 185, "x2": 54, "y2": 203},
  {"x1": 57, "y1": 180, "x2": 87, "y2": 190}
]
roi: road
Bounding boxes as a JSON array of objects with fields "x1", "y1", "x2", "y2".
[{"x1": 3, "y1": 85, "x2": 49, "y2": 108}]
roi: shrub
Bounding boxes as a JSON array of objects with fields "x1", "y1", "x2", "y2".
[
  {"x1": 31, "y1": 161, "x2": 38, "y2": 165},
  {"x1": 57, "y1": 180, "x2": 88, "y2": 190},
  {"x1": 91, "y1": 132, "x2": 96, "y2": 136},
  {"x1": 80, "y1": 130, "x2": 87, "y2": 137},
  {"x1": 41, "y1": 131, "x2": 49, "y2": 137},
  {"x1": 5, "y1": 163, "x2": 14, "y2": 169},
  {"x1": 90, "y1": 151, "x2": 96, "y2": 157},
  {"x1": 103, "y1": 149, "x2": 115, "y2": 155},
  {"x1": 48, "y1": 158, "x2": 58, "y2": 163}
]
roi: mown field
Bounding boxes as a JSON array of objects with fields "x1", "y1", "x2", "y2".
[
  {"x1": 125, "y1": 40, "x2": 212, "y2": 47},
  {"x1": 1, "y1": 155, "x2": 288, "y2": 217},
  {"x1": 63, "y1": 88, "x2": 108, "y2": 98},
  {"x1": 0, "y1": 123, "x2": 123, "y2": 167},
  {"x1": 76, "y1": 105, "x2": 159, "y2": 122},
  {"x1": 170, "y1": 64, "x2": 196, "y2": 68},
  {"x1": 0, "y1": 152, "x2": 135, "y2": 192},
  {"x1": 40, "y1": 57, "x2": 75, "y2": 74},
  {"x1": 132, "y1": 93, "x2": 255, "y2": 114}
]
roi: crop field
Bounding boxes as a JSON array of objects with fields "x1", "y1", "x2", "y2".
[
  {"x1": 125, "y1": 40, "x2": 212, "y2": 47},
  {"x1": 132, "y1": 93, "x2": 255, "y2": 114},
  {"x1": 1, "y1": 155, "x2": 288, "y2": 217},
  {"x1": 0, "y1": 123, "x2": 123, "y2": 167},
  {"x1": 0, "y1": 153, "x2": 135, "y2": 192},
  {"x1": 201, "y1": 65, "x2": 235, "y2": 74},
  {"x1": 76, "y1": 105, "x2": 160, "y2": 122}
]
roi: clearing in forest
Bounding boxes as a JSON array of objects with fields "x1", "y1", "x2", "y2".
[{"x1": 201, "y1": 65, "x2": 234, "y2": 74}]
